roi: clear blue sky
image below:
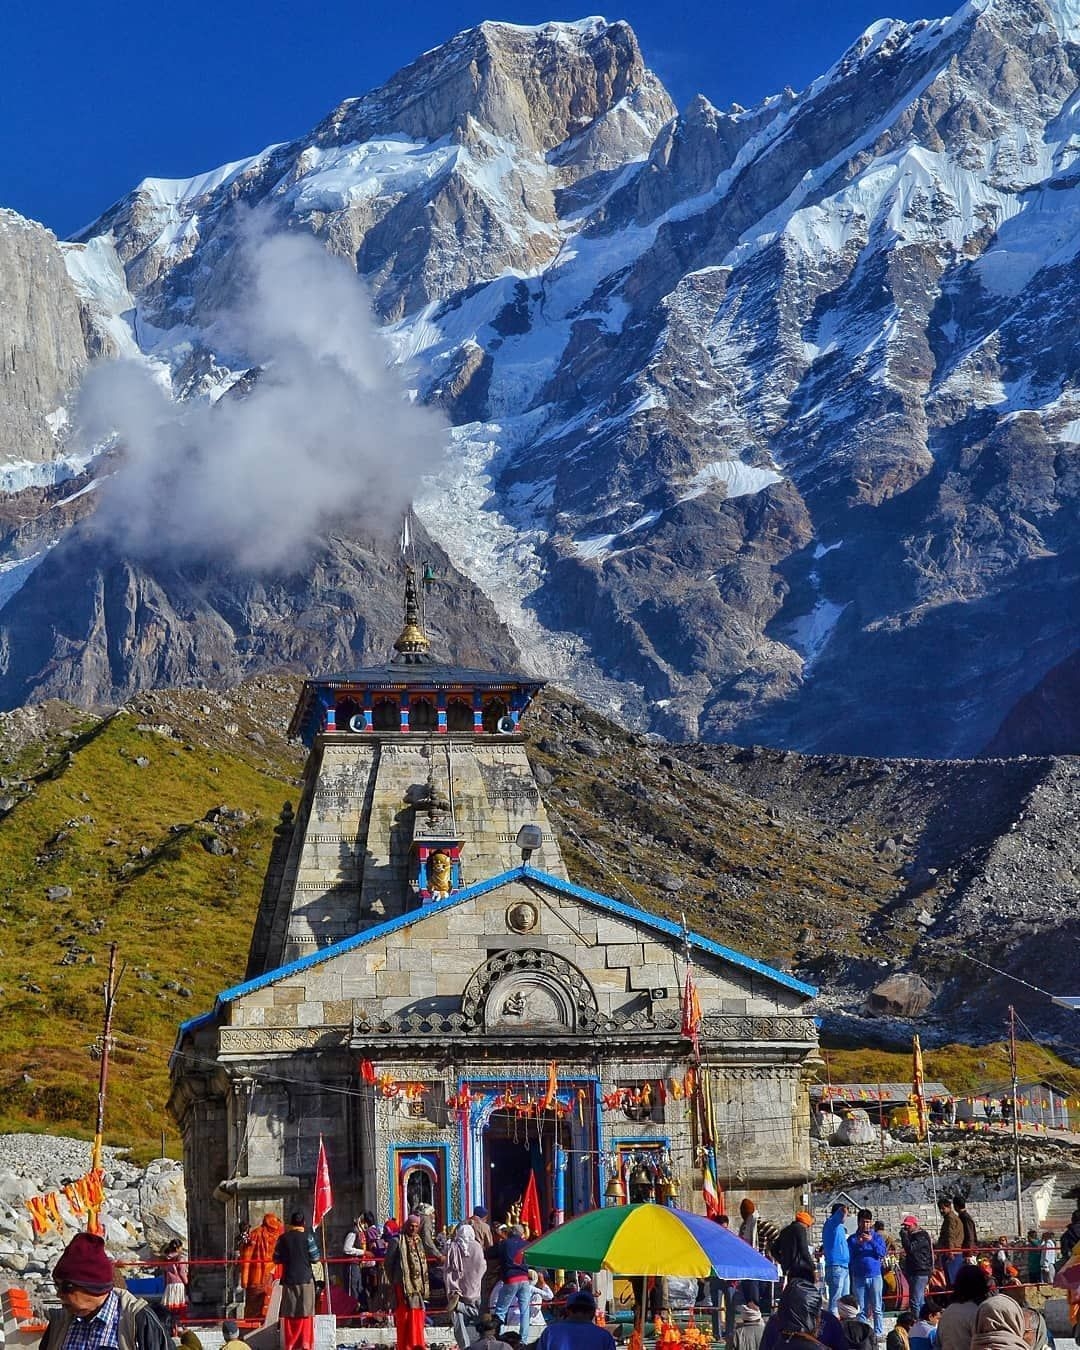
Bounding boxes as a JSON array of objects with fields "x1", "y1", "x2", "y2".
[{"x1": 5, "y1": 0, "x2": 934, "y2": 239}]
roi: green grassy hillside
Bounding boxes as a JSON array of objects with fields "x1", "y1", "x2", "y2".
[{"x1": 0, "y1": 681, "x2": 304, "y2": 1160}]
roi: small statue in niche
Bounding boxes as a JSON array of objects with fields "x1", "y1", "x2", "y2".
[
  {"x1": 502, "y1": 990, "x2": 526, "y2": 1017},
  {"x1": 428, "y1": 849, "x2": 453, "y2": 897}
]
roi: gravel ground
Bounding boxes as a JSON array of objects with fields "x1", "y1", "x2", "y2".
[{"x1": 0, "y1": 1132, "x2": 136, "y2": 1186}]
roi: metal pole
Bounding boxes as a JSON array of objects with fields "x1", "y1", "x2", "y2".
[
  {"x1": 553, "y1": 1146, "x2": 567, "y2": 1227},
  {"x1": 1008, "y1": 1006, "x2": 1023, "y2": 1234},
  {"x1": 89, "y1": 943, "x2": 120, "y2": 1234},
  {"x1": 878, "y1": 1082, "x2": 886, "y2": 1159}
]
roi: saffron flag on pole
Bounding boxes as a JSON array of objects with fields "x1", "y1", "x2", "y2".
[
  {"x1": 912, "y1": 1034, "x2": 928, "y2": 1142},
  {"x1": 681, "y1": 967, "x2": 703, "y2": 1055},
  {"x1": 542, "y1": 1060, "x2": 558, "y2": 1112},
  {"x1": 313, "y1": 1136, "x2": 333, "y2": 1227}
]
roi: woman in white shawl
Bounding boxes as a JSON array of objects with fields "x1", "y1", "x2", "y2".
[
  {"x1": 969, "y1": 1296, "x2": 1029, "y2": 1350},
  {"x1": 446, "y1": 1222, "x2": 487, "y2": 1349},
  {"x1": 524, "y1": 1269, "x2": 554, "y2": 1344}
]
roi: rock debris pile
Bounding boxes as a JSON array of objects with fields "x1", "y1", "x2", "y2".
[{"x1": 0, "y1": 1134, "x2": 185, "y2": 1297}]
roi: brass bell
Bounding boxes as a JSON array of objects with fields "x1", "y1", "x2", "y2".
[
  {"x1": 655, "y1": 1179, "x2": 676, "y2": 1202},
  {"x1": 629, "y1": 1164, "x2": 653, "y2": 1187},
  {"x1": 604, "y1": 1174, "x2": 627, "y2": 1202}
]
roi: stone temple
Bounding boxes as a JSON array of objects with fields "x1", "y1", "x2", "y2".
[{"x1": 169, "y1": 568, "x2": 820, "y2": 1306}]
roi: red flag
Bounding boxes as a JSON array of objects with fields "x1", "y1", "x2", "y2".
[
  {"x1": 313, "y1": 1136, "x2": 333, "y2": 1227},
  {"x1": 359, "y1": 1059, "x2": 376, "y2": 1085},
  {"x1": 520, "y1": 1169, "x2": 543, "y2": 1237}
]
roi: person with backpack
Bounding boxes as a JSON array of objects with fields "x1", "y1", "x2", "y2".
[{"x1": 899, "y1": 1217, "x2": 934, "y2": 1319}]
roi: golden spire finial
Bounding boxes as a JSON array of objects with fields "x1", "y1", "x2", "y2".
[{"x1": 393, "y1": 566, "x2": 431, "y2": 663}]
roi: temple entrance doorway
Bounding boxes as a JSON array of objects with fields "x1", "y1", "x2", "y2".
[{"x1": 483, "y1": 1108, "x2": 572, "y2": 1230}]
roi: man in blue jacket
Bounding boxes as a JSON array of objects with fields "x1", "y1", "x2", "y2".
[
  {"x1": 822, "y1": 1204, "x2": 850, "y2": 1315},
  {"x1": 847, "y1": 1209, "x2": 887, "y2": 1339},
  {"x1": 492, "y1": 1224, "x2": 532, "y2": 1336}
]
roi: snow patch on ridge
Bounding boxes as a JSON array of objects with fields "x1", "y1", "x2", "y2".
[
  {"x1": 0, "y1": 455, "x2": 97, "y2": 494},
  {"x1": 0, "y1": 545, "x2": 56, "y2": 613},
  {"x1": 678, "y1": 459, "x2": 783, "y2": 501},
  {"x1": 790, "y1": 599, "x2": 848, "y2": 668}
]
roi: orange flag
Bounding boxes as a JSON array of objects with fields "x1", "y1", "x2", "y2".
[{"x1": 542, "y1": 1060, "x2": 558, "y2": 1111}]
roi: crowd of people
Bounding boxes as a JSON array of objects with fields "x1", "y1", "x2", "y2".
[
  {"x1": 29, "y1": 1195, "x2": 1080, "y2": 1350},
  {"x1": 721, "y1": 1196, "x2": 1080, "y2": 1350}
]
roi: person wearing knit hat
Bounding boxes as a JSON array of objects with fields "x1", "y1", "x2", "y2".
[{"x1": 41, "y1": 1232, "x2": 170, "y2": 1350}]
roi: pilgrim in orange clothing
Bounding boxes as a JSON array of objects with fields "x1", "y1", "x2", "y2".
[
  {"x1": 239, "y1": 1213, "x2": 285, "y2": 1321},
  {"x1": 385, "y1": 1215, "x2": 431, "y2": 1350}
]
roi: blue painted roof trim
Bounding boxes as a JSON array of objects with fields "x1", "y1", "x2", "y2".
[{"x1": 180, "y1": 864, "x2": 816, "y2": 1035}]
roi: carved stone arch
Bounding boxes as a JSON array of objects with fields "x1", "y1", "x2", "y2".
[{"x1": 461, "y1": 948, "x2": 599, "y2": 1033}]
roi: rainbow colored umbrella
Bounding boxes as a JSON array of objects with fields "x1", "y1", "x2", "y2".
[{"x1": 525, "y1": 1204, "x2": 778, "y2": 1278}]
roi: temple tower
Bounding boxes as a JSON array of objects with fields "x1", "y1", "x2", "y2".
[{"x1": 247, "y1": 567, "x2": 556, "y2": 973}]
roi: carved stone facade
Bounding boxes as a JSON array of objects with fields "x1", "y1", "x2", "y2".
[{"x1": 169, "y1": 615, "x2": 820, "y2": 1309}]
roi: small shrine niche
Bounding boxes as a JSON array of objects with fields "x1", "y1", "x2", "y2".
[{"x1": 410, "y1": 773, "x2": 464, "y2": 902}]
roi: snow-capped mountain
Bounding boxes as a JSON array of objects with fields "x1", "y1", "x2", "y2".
[{"x1": 2, "y1": 4, "x2": 1080, "y2": 754}]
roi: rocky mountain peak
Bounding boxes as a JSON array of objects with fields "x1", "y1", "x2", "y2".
[
  {"x1": 3, "y1": 4, "x2": 1080, "y2": 755},
  {"x1": 314, "y1": 17, "x2": 666, "y2": 160},
  {"x1": 0, "y1": 211, "x2": 88, "y2": 474}
]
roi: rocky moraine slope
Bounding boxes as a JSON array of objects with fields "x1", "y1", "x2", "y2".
[{"x1": 0, "y1": 2, "x2": 1078, "y2": 757}]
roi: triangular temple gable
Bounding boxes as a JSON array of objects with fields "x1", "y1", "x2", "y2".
[{"x1": 201, "y1": 866, "x2": 813, "y2": 1041}]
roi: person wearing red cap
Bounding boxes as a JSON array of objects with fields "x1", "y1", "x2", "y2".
[
  {"x1": 41, "y1": 1232, "x2": 170, "y2": 1350},
  {"x1": 899, "y1": 1216, "x2": 934, "y2": 1318}
]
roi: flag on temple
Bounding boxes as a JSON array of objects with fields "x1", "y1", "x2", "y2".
[
  {"x1": 542, "y1": 1061, "x2": 558, "y2": 1111},
  {"x1": 313, "y1": 1137, "x2": 333, "y2": 1227},
  {"x1": 681, "y1": 967, "x2": 703, "y2": 1054},
  {"x1": 520, "y1": 1169, "x2": 544, "y2": 1236},
  {"x1": 359, "y1": 1059, "x2": 376, "y2": 1084},
  {"x1": 912, "y1": 1035, "x2": 928, "y2": 1141},
  {"x1": 702, "y1": 1152, "x2": 721, "y2": 1217},
  {"x1": 400, "y1": 515, "x2": 411, "y2": 555}
]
